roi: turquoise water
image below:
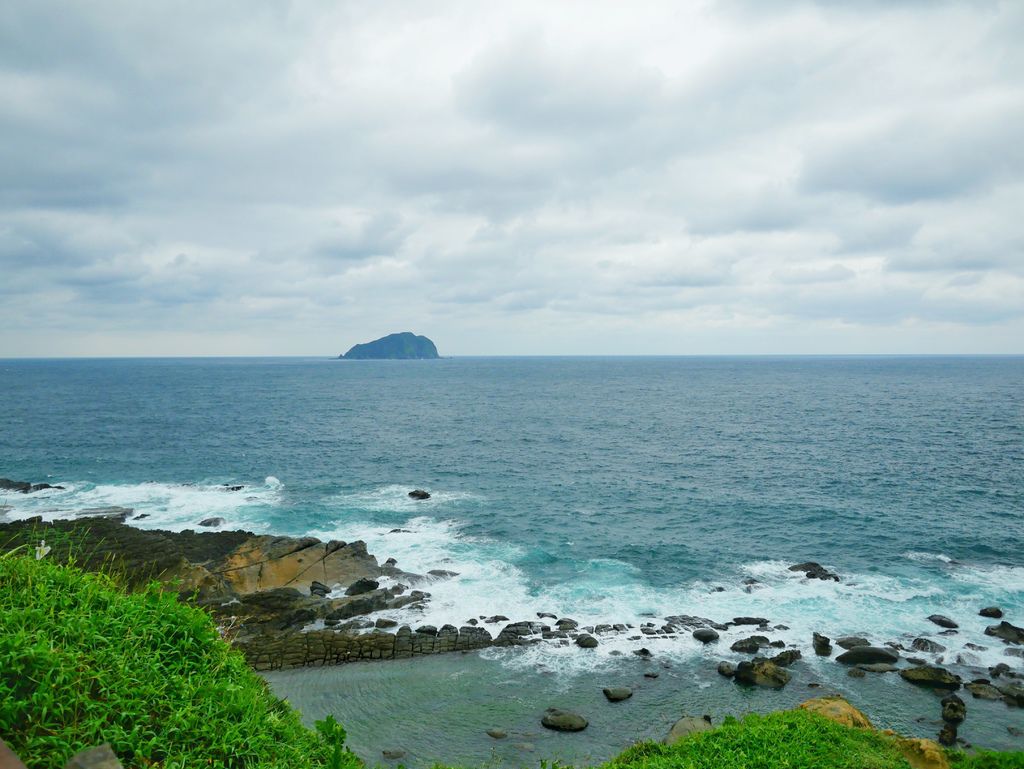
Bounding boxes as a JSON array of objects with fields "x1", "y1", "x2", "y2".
[{"x1": 2, "y1": 356, "x2": 1022, "y2": 761}]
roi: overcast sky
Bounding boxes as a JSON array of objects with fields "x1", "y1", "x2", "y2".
[{"x1": 2, "y1": 1, "x2": 1022, "y2": 356}]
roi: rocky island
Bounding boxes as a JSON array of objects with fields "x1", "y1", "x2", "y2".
[{"x1": 339, "y1": 332, "x2": 439, "y2": 360}]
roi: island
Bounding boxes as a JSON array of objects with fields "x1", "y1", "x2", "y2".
[{"x1": 339, "y1": 331, "x2": 440, "y2": 360}]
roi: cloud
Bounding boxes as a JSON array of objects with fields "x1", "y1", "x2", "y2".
[{"x1": 0, "y1": 0, "x2": 1022, "y2": 355}]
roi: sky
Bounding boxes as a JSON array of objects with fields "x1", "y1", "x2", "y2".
[{"x1": 1, "y1": 0, "x2": 1023, "y2": 356}]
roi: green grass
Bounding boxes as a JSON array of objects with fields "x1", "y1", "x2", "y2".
[
  {"x1": 0, "y1": 552, "x2": 359, "y2": 769},
  {"x1": 951, "y1": 752, "x2": 1024, "y2": 769}
]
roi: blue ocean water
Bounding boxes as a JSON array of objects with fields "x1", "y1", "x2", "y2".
[{"x1": 2, "y1": 356, "x2": 1023, "y2": 760}]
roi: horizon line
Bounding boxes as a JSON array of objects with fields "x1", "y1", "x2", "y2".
[{"x1": 2, "y1": 353, "x2": 1023, "y2": 361}]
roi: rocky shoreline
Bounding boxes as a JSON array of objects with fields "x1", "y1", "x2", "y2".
[{"x1": 1, "y1": 503, "x2": 1021, "y2": 749}]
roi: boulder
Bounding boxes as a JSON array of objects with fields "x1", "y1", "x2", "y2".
[
  {"x1": 730, "y1": 635, "x2": 769, "y2": 653},
  {"x1": 198, "y1": 517, "x2": 226, "y2": 527},
  {"x1": 644, "y1": 671, "x2": 660, "y2": 679},
  {"x1": 717, "y1": 661, "x2": 736, "y2": 678},
  {"x1": 408, "y1": 489, "x2": 431, "y2": 500},
  {"x1": 997, "y1": 681, "x2": 1024, "y2": 707},
  {"x1": 633, "y1": 647, "x2": 653, "y2": 658},
  {"x1": 848, "y1": 668, "x2": 866, "y2": 678},
  {"x1": 76, "y1": 507, "x2": 134, "y2": 522},
  {"x1": 798, "y1": 696, "x2": 872, "y2": 729},
  {"x1": 692, "y1": 628, "x2": 719, "y2": 644},
  {"x1": 941, "y1": 694, "x2": 966, "y2": 724},
  {"x1": 556, "y1": 618, "x2": 579, "y2": 630},
  {"x1": 788, "y1": 562, "x2": 840, "y2": 581},
  {"x1": 486, "y1": 729, "x2": 507, "y2": 739},
  {"x1": 382, "y1": 749, "x2": 405, "y2": 760},
  {"x1": 770, "y1": 650, "x2": 802, "y2": 667},
  {"x1": 734, "y1": 659, "x2": 790, "y2": 688},
  {"x1": 310, "y1": 580, "x2": 330, "y2": 597},
  {"x1": 537, "y1": 612, "x2": 558, "y2": 619},
  {"x1": 485, "y1": 615, "x2": 509, "y2": 623},
  {"x1": 541, "y1": 708, "x2": 588, "y2": 732},
  {"x1": 965, "y1": 681, "x2": 1003, "y2": 700},
  {"x1": 732, "y1": 616, "x2": 769, "y2": 626},
  {"x1": 985, "y1": 621, "x2": 1024, "y2": 645},
  {"x1": 0, "y1": 478, "x2": 66, "y2": 494},
  {"x1": 911, "y1": 638, "x2": 946, "y2": 654},
  {"x1": 927, "y1": 615, "x2": 958, "y2": 629},
  {"x1": 837, "y1": 636, "x2": 870, "y2": 650},
  {"x1": 664, "y1": 716, "x2": 713, "y2": 745},
  {"x1": 835, "y1": 646, "x2": 899, "y2": 665},
  {"x1": 858, "y1": 663, "x2": 898, "y2": 673},
  {"x1": 980, "y1": 607, "x2": 1004, "y2": 619},
  {"x1": 575, "y1": 634, "x2": 598, "y2": 649},
  {"x1": 427, "y1": 569, "x2": 459, "y2": 579},
  {"x1": 602, "y1": 687, "x2": 632, "y2": 702},
  {"x1": 938, "y1": 722, "x2": 957, "y2": 747},
  {"x1": 900, "y1": 666, "x2": 961, "y2": 690},
  {"x1": 813, "y1": 632, "x2": 833, "y2": 656},
  {"x1": 345, "y1": 577, "x2": 380, "y2": 596}
]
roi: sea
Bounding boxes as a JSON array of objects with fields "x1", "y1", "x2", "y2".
[{"x1": 1, "y1": 356, "x2": 1022, "y2": 764}]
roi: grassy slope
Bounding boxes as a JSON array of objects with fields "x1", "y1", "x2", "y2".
[
  {"x1": 0, "y1": 552, "x2": 357, "y2": 769},
  {"x1": 1, "y1": 553, "x2": 1020, "y2": 769}
]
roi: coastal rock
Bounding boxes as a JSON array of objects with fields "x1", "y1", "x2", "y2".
[
  {"x1": 733, "y1": 659, "x2": 790, "y2": 688},
  {"x1": 717, "y1": 661, "x2": 736, "y2": 678},
  {"x1": 602, "y1": 687, "x2": 633, "y2": 702},
  {"x1": 732, "y1": 616, "x2": 769, "y2": 626},
  {"x1": 928, "y1": 615, "x2": 959, "y2": 630},
  {"x1": 813, "y1": 632, "x2": 833, "y2": 656},
  {"x1": 556, "y1": 618, "x2": 579, "y2": 631},
  {"x1": 485, "y1": 615, "x2": 509, "y2": 624},
  {"x1": 427, "y1": 569, "x2": 458, "y2": 579},
  {"x1": 486, "y1": 729, "x2": 507, "y2": 739},
  {"x1": 575, "y1": 633, "x2": 598, "y2": 649},
  {"x1": 76, "y1": 507, "x2": 134, "y2": 521},
  {"x1": 848, "y1": 668, "x2": 866, "y2": 678},
  {"x1": 965, "y1": 681, "x2": 1003, "y2": 700},
  {"x1": 198, "y1": 517, "x2": 226, "y2": 527},
  {"x1": 837, "y1": 636, "x2": 870, "y2": 650},
  {"x1": 633, "y1": 647, "x2": 653, "y2": 658},
  {"x1": 408, "y1": 489, "x2": 431, "y2": 500},
  {"x1": 0, "y1": 478, "x2": 65, "y2": 494},
  {"x1": 381, "y1": 749, "x2": 405, "y2": 760},
  {"x1": 541, "y1": 708, "x2": 588, "y2": 732},
  {"x1": 310, "y1": 580, "x2": 330, "y2": 597},
  {"x1": 858, "y1": 663, "x2": 898, "y2": 673},
  {"x1": 799, "y1": 696, "x2": 872, "y2": 729},
  {"x1": 912, "y1": 638, "x2": 946, "y2": 654},
  {"x1": 345, "y1": 577, "x2": 380, "y2": 596},
  {"x1": 938, "y1": 723, "x2": 957, "y2": 747},
  {"x1": 998, "y1": 682, "x2": 1024, "y2": 707},
  {"x1": 941, "y1": 694, "x2": 966, "y2": 723},
  {"x1": 836, "y1": 646, "x2": 899, "y2": 665},
  {"x1": 985, "y1": 621, "x2": 1024, "y2": 644},
  {"x1": 770, "y1": 649, "x2": 802, "y2": 667},
  {"x1": 664, "y1": 716, "x2": 713, "y2": 745},
  {"x1": 788, "y1": 562, "x2": 840, "y2": 582},
  {"x1": 980, "y1": 607, "x2": 1004, "y2": 619},
  {"x1": 900, "y1": 666, "x2": 961, "y2": 689},
  {"x1": 341, "y1": 332, "x2": 439, "y2": 360},
  {"x1": 730, "y1": 635, "x2": 769, "y2": 653},
  {"x1": 692, "y1": 628, "x2": 719, "y2": 644}
]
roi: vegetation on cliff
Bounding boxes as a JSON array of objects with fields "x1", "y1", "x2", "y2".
[{"x1": 0, "y1": 552, "x2": 357, "y2": 769}]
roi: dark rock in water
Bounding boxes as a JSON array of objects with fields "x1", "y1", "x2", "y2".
[
  {"x1": 345, "y1": 577, "x2": 380, "y2": 596},
  {"x1": 788, "y1": 562, "x2": 840, "y2": 582},
  {"x1": 900, "y1": 666, "x2": 961, "y2": 689},
  {"x1": 197, "y1": 517, "x2": 225, "y2": 527},
  {"x1": 813, "y1": 633, "x2": 833, "y2": 656},
  {"x1": 693, "y1": 628, "x2": 719, "y2": 644},
  {"x1": 133, "y1": 513, "x2": 150, "y2": 520},
  {"x1": 342, "y1": 332, "x2": 440, "y2": 360},
  {"x1": 770, "y1": 650, "x2": 802, "y2": 667},
  {"x1": 415, "y1": 625, "x2": 438, "y2": 636},
  {"x1": 0, "y1": 478, "x2": 65, "y2": 494},
  {"x1": 556, "y1": 618, "x2": 579, "y2": 630},
  {"x1": 998, "y1": 681, "x2": 1024, "y2": 707},
  {"x1": 541, "y1": 708, "x2": 587, "y2": 732},
  {"x1": 76, "y1": 507, "x2": 134, "y2": 522},
  {"x1": 769, "y1": 640, "x2": 786, "y2": 648},
  {"x1": 912, "y1": 638, "x2": 946, "y2": 654},
  {"x1": 941, "y1": 693, "x2": 966, "y2": 723},
  {"x1": 486, "y1": 729, "x2": 507, "y2": 739},
  {"x1": 938, "y1": 723, "x2": 957, "y2": 747},
  {"x1": 664, "y1": 715, "x2": 713, "y2": 745},
  {"x1": 985, "y1": 621, "x2": 1024, "y2": 644},
  {"x1": 836, "y1": 636, "x2": 870, "y2": 650},
  {"x1": 848, "y1": 668, "x2": 866, "y2": 678},
  {"x1": 389, "y1": 528, "x2": 411, "y2": 534},
  {"x1": 1010, "y1": 727, "x2": 1023, "y2": 737},
  {"x1": 939, "y1": 629, "x2": 958, "y2": 636},
  {"x1": 965, "y1": 643, "x2": 987, "y2": 651},
  {"x1": 375, "y1": 618, "x2": 399, "y2": 629},
  {"x1": 928, "y1": 615, "x2": 959, "y2": 629},
  {"x1": 980, "y1": 607, "x2": 1004, "y2": 619},
  {"x1": 382, "y1": 749, "x2": 405, "y2": 760},
  {"x1": 965, "y1": 681, "x2": 1003, "y2": 700},
  {"x1": 408, "y1": 489, "x2": 431, "y2": 500},
  {"x1": 734, "y1": 659, "x2": 790, "y2": 688},
  {"x1": 730, "y1": 636, "x2": 770, "y2": 654},
  {"x1": 858, "y1": 663, "x2": 898, "y2": 673},
  {"x1": 644, "y1": 671, "x2": 660, "y2": 679},
  {"x1": 310, "y1": 580, "x2": 330, "y2": 597},
  {"x1": 717, "y1": 661, "x2": 737, "y2": 677},
  {"x1": 538, "y1": 612, "x2": 558, "y2": 619},
  {"x1": 1005, "y1": 648, "x2": 1024, "y2": 658},
  {"x1": 575, "y1": 634, "x2": 598, "y2": 649},
  {"x1": 384, "y1": 557, "x2": 398, "y2": 566},
  {"x1": 427, "y1": 569, "x2": 458, "y2": 579},
  {"x1": 603, "y1": 686, "x2": 632, "y2": 702},
  {"x1": 990, "y1": 663, "x2": 1014, "y2": 678},
  {"x1": 485, "y1": 615, "x2": 509, "y2": 624},
  {"x1": 733, "y1": 616, "x2": 769, "y2": 626},
  {"x1": 634, "y1": 647, "x2": 653, "y2": 658},
  {"x1": 835, "y1": 646, "x2": 899, "y2": 665},
  {"x1": 220, "y1": 485, "x2": 244, "y2": 492}
]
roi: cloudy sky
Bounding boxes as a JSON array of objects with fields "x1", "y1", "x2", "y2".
[{"x1": 2, "y1": 1, "x2": 1022, "y2": 356}]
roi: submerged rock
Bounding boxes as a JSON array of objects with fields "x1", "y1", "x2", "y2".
[
  {"x1": 730, "y1": 635, "x2": 770, "y2": 653},
  {"x1": 912, "y1": 638, "x2": 947, "y2": 654},
  {"x1": 732, "y1": 616, "x2": 769, "y2": 626},
  {"x1": 836, "y1": 636, "x2": 870, "y2": 650},
  {"x1": 965, "y1": 681, "x2": 1003, "y2": 700},
  {"x1": 928, "y1": 615, "x2": 959, "y2": 629},
  {"x1": 858, "y1": 663, "x2": 898, "y2": 673},
  {"x1": 575, "y1": 634, "x2": 598, "y2": 649},
  {"x1": 486, "y1": 729, "x2": 507, "y2": 739},
  {"x1": 541, "y1": 708, "x2": 588, "y2": 732},
  {"x1": 197, "y1": 517, "x2": 226, "y2": 527},
  {"x1": 770, "y1": 650, "x2": 802, "y2": 667},
  {"x1": 980, "y1": 607, "x2": 1004, "y2": 619},
  {"x1": 408, "y1": 489, "x2": 431, "y2": 500},
  {"x1": 788, "y1": 562, "x2": 840, "y2": 582},
  {"x1": 664, "y1": 716, "x2": 713, "y2": 745},
  {"x1": 717, "y1": 661, "x2": 736, "y2": 678},
  {"x1": 382, "y1": 749, "x2": 405, "y2": 760},
  {"x1": 835, "y1": 647, "x2": 899, "y2": 665}
]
